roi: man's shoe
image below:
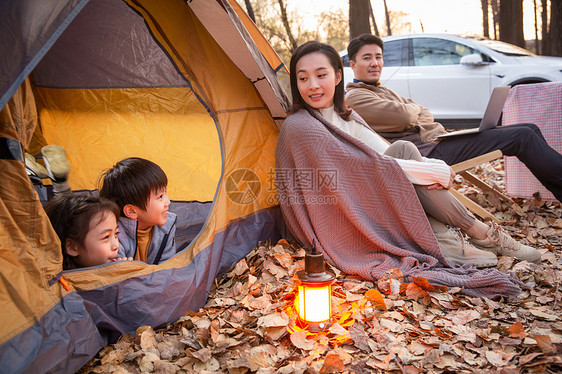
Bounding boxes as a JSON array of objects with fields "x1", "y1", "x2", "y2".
[
  {"x1": 428, "y1": 217, "x2": 498, "y2": 268},
  {"x1": 470, "y1": 222, "x2": 542, "y2": 263},
  {"x1": 24, "y1": 153, "x2": 49, "y2": 179}
]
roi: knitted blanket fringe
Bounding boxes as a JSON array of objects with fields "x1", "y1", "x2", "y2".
[{"x1": 275, "y1": 109, "x2": 521, "y2": 299}]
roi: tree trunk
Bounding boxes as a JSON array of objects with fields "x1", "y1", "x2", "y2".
[
  {"x1": 533, "y1": 0, "x2": 539, "y2": 53},
  {"x1": 277, "y1": 0, "x2": 297, "y2": 52},
  {"x1": 541, "y1": 0, "x2": 550, "y2": 55},
  {"x1": 244, "y1": 0, "x2": 256, "y2": 23},
  {"x1": 383, "y1": 0, "x2": 392, "y2": 35},
  {"x1": 349, "y1": 0, "x2": 371, "y2": 40},
  {"x1": 368, "y1": 0, "x2": 380, "y2": 36},
  {"x1": 550, "y1": 0, "x2": 562, "y2": 56},
  {"x1": 491, "y1": 0, "x2": 500, "y2": 39},
  {"x1": 482, "y1": 0, "x2": 490, "y2": 38},
  {"x1": 499, "y1": 0, "x2": 525, "y2": 47}
]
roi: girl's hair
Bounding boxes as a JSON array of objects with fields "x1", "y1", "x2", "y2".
[
  {"x1": 45, "y1": 192, "x2": 120, "y2": 270},
  {"x1": 289, "y1": 40, "x2": 351, "y2": 120},
  {"x1": 99, "y1": 157, "x2": 167, "y2": 212}
]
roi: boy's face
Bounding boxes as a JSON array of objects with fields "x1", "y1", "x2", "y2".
[
  {"x1": 136, "y1": 187, "x2": 170, "y2": 230},
  {"x1": 69, "y1": 211, "x2": 120, "y2": 267}
]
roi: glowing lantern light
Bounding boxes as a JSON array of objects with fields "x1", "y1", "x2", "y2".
[{"x1": 295, "y1": 243, "x2": 335, "y2": 331}]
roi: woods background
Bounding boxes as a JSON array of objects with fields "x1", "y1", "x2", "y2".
[{"x1": 237, "y1": 0, "x2": 562, "y2": 64}]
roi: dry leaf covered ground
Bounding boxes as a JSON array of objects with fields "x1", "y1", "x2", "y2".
[{"x1": 81, "y1": 160, "x2": 561, "y2": 374}]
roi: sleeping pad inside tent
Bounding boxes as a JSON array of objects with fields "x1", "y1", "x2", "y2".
[{"x1": 0, "y1": 0, "x2": 289, "y2": 372}]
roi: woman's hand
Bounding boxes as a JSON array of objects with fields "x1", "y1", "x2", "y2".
[{"x1": 427, "y1": 166, "x2": 456, "y2": 190}]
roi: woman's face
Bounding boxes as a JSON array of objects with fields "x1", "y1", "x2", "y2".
[{"x1": 295, "y1": 52, "x2": 341, "y2": 110}]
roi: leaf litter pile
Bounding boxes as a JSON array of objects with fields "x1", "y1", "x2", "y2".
[{"x1": 81, "y1": 160, "x2": 561, "y2": 373}]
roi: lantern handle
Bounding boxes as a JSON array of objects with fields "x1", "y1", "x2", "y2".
[{"x1": 312, "y1": 238, "x2": 317, "y2": 254}]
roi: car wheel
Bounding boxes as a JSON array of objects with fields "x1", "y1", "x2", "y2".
[{"x1": 509, "y1": 78, "x2": 550, "y2": 86}]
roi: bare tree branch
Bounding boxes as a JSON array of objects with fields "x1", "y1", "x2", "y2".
[
  {"x1": 368, "y1": 0, "x2": 380, "y2": 36},
  {"x1": 244, "y1": 0, "x2": 255, "y2": 23},
  {"x1": 533, "y1": 0, "x2": 539, "y2": 53},
  {"x1": 383, "y1": 0, "x2": 392, "y2": 35},
  {"x1": 491, "y1": 0, "x2": 500, "y2": 39},
  {"x1": 277, "y1": 0, "x2": 297, "y2": 51},
  {"x1": 541, "y1": 0, "x2": 550, "y2": 55}
]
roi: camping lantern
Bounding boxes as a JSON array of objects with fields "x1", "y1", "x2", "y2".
[{"x1": 295, "y1": 243, "x2": 335, "y2": 331}]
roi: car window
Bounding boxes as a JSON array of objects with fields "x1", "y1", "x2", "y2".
[
  {"x1": 412, "y1": 38, "x2": 481, "y2": 66},
  {"x1": 341, "y1": 40, "x2": 403, "y2": 67},
  {"x1": 341, "y1": 53, "x2": 350, "y2": 67},
  {"x1": 473, "y1": 39, "x2": 535, "y2": 57},
  {"x1": 383, "y1": 40, "x2": 402, "y2": 67}
]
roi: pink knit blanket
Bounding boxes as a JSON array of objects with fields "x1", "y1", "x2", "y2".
[{"x1": 275, "y1": 109, "x2": 521, "y2": 298}]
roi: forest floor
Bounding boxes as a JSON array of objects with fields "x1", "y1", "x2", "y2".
[{"x1": 80, "y1": 159, "x2": 562, "y2": 374}]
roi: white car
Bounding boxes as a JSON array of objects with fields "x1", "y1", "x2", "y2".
[{"x1": 341, "y1": 34, "x2": 562, "y2": 127}]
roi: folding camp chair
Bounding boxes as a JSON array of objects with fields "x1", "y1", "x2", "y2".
[{"x1": 450, "y1": 150, "x2": 512, "y2": 223}]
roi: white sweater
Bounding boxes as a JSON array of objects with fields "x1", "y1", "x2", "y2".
[{"x1": 318, "y1": 107, "x2": 451, "y2": 186}]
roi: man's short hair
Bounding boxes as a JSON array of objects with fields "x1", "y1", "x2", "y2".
[
  {"x1": 99, "y1": 157, "x2": 167, "y2": 212},
  {"x1": 347, "y1": 34, "x2": 384, "y2": 61}
]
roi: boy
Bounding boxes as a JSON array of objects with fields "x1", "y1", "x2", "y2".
[{"x1": 100, "y1": 157, "x2": 177, "y2": 264}]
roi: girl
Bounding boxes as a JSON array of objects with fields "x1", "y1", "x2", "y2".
[
  {"x1": 275, "y1": 41, "x2": 533, "y2": 298},
  {"x1": 46, "y1": 192, "x2": 131, "y2": 269}
]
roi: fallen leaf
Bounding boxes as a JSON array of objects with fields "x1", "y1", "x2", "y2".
[
  {"x1": 404, "y1": 283, "x2": 428, "y2": 300},
  {"x1": 532, "y1": 334, "x2": 555, "y2": 353},
  {"x1": 349, "y1": 322, "x2": 370, "y2": 352},
  {"x1": 274, "y1": 252, "x2": 293, "y2": 269},
  {"x1": 190, "y1": 348, "x2": 211, "y2": 362},
  {"x1": 506, "y1": 321, "x2": 526, "y2": 339},
  {"x1": 257, "y1": 312, "x2": 289, "y2": 328},
  {"x1": 231, "y1": 258, "x2": 249, "y2": 276},
  {"x1": 289, "y1": 330, "x2": 313, "y2": 350},
  {"x1": 485, "y1": 350, "x2": 508, "y2": 367},
  {"x1": 530, "y1": 309, "x2": 558, "y2": 321},
  {"x1": 320, "y1": 352, "x2": 345, "y2": 373},
  {"x1": 364, "y1": 288, "x2": 387, "y2": 311}
]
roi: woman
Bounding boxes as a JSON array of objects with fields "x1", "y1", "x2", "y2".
[{"x1": 275, "y1": 41, "x2": 531, "y2": 298}]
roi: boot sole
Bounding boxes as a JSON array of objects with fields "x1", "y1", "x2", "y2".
[
  {"x1": 24, "y1": 153, "x2": 49, "y2": 179},
  {"x1": 445, "y1": 253, "x2": 498, "y2": 268},
  {"x1": 42, "y1": 145, "x2": 70, "y2": 180},
  {"x1": 472, "y1": 243, "x2": 542, "y2": 264}
]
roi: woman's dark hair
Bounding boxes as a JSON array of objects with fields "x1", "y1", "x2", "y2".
[
  {"x1": 99, "y1": 157, "x2": 167, "y2": 212},
  {"x1": 45, "y1": 192, "x2": 120, "y2": 270},
  {"x1": 347, "y1": 34, "x2": 384, "y2": 61},
  {"x1": 289, "y1": 40, "x2": 351, "y2": 120}
]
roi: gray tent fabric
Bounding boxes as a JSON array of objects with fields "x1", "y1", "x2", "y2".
[
  {"x1": 1, "y1": 293, "x2": 105, "y2": 374},
  {"x1": 0, "y1": 0, "x2": 90, "y2": 109},
  {"x1": 275, "y1": 109, "x2": 522, "y2": 299},
  {"x1": 33, "y1": 0, "x2": 188, "y2": 89}
]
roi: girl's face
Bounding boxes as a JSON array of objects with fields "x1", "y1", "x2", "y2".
[
  {"x1": 67, "y1": 211, "x2": 120, "y2": 267},
  {"x1": 295, "y1": 52, "x2": 342, "y2": 110}
]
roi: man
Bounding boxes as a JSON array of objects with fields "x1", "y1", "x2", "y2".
[{"x1": 345, "y1": 34, "x2": 562, "y2": 202}]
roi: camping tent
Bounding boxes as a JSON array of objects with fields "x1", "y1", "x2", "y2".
[{"x1": 0, "y1": 0, "x2": 290, "y2": 372}]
